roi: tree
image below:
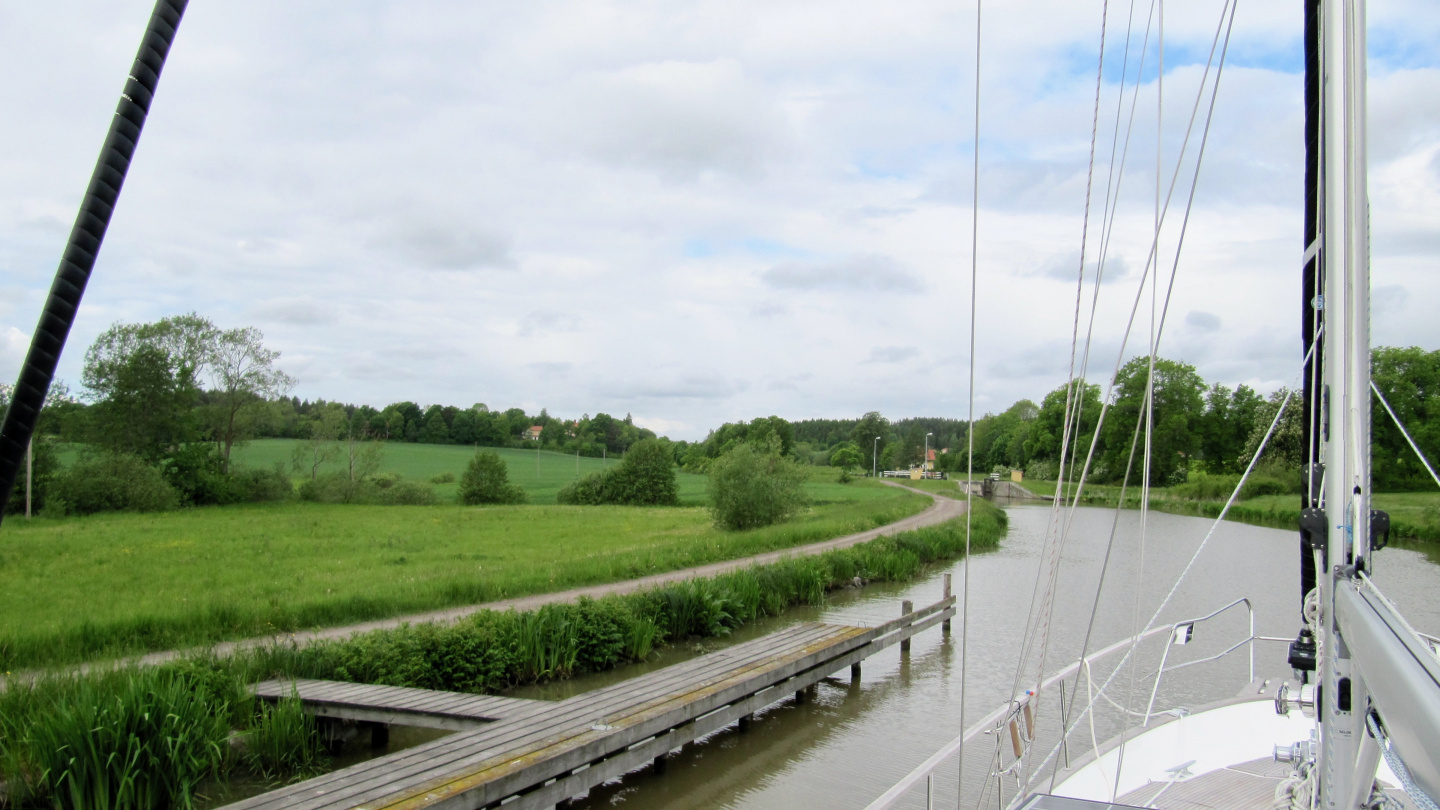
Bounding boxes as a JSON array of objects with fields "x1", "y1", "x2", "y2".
[
  {"x1": 204, "y1": 325, "x2": 295, "y2": 472},
  {"x1": 85, "y1": 342, "x2": 198, "y2": 462},
  {"x1": 1025, "y1": 382, "x2": 1102, "y2": 477},
  {"x1": 1198, "y1": 383, "x2": 1264, "y2": 474},
  {"x1": 1371, "y1": 346, "x2": 1440, "y2": 491},
  {"x1": 850, "y1": 411, "x2": 890, "y2": 472},
  {"x1": 829, "y1": 442, "x2": 863, "y2": 472},
  {"x1": 1097, "y1": 356, "x2": 1206, "y2": 485},
  {"x1": 1240, "y1": 388, "x2": 1305, "y2": 471},
  {"x1": 450, "y1": 409, "x2": 477, "y2": 444},
  {"x1": 707, "y1": 437, "x2": 809, "y2": 530},
  {"x1": 292, "y1": 406, "x2": 346, "y2": 480},
  {"x1": 421, "y1": 404, "x2": 451, "y2": 444},
  {"x1": 458, "y1": 450, "x2": 528, "y2": 504}
]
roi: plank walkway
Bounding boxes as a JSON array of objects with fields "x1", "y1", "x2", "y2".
[
  {"x1": 234, "y1": 595, "x2": 954, "y2": 810},
  {"x1": 250, "y1": 680, "x2": 550, "y2": 731}
]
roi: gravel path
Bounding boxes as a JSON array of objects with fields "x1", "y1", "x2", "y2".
[{"x1": 5, "y1": 481, "x2": 966, "y2": 683}]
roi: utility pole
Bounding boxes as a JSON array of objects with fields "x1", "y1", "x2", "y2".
[{"x1": 873, "y1": 436, "x2": 881, "y2": 478}]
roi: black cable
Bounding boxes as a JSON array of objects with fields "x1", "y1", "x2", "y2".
[{"x1": 0, "y1": 0, "x2": 190, "y2": 527}]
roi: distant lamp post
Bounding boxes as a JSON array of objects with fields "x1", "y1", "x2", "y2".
[
  {"x1": 924, "y1": 433, "x2": 934, "y2": 474},
  {"x1": 873, "y1": 436, "x2": 881, "y2": 478}
]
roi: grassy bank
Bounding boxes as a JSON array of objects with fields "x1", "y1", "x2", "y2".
[
  {"x1": 0, "y1": 505, "x2": 1006, "y2": 809},
  {"x1": 1026, "y1": 480, "x2": 1440, "y2": 542},
  {"x1": 0, "y1": 481, "x2": 926, "y2": 671}
]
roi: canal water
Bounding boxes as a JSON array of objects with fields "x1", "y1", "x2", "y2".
[{"x1": 546, "y1": 504, "x2": 1440, "y2": 809}]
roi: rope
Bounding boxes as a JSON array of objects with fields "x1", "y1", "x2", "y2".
[
  {"x1": 1367, "y1": 712, "x2": 1440, "y2": 810},
  {"x1": 1371, "y1": 381, "x2": 1440, "y2": 491},
  {"x1": 958, "y1": 0, "x2": 982, "y2": 805}
]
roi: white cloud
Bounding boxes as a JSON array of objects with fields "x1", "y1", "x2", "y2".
[{"x1": 0, "y1": 0, "x2": 1436, "y2": 440}]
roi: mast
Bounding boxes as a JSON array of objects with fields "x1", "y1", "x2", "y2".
[
  {"x1": 0, "y1": 1, "x2": 190, "y2": 526},
  {"x1": 1317, "y1": 0, "x2": 1374, "y2": 805}
]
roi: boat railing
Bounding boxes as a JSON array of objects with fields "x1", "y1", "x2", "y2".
[{"x1": 864, "y1": 597, "x2": 1283, "y2": 810}]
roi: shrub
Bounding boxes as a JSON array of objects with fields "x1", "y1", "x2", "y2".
[
  {"x1": 707, "y1": 441, "x2": 809, "y2": 530},
  {"x1": 299, "y1": 471, "x2": 436, "y2": 505},
  {"x1": 430, "y1": 471, "x2": 456, "y2": 484},
  {"x1": 50, "y1": 452, "x2": 180, "y2": 515},
  {"x1": 558, "y1": 439, "x2": 679, "y2": 506},
  {"x1": 376, "y1": 480, "x2": 439, "y2": 506},
  {"x1": 556, "y1": 472, "x2": 607, "y2": 505},
  {"x1": 605, "y1": 439, "x2": 680, "y2": 505},
  {"x1": 4, "y1": 435, "x2": 58, "y2": 515},
  {"x1": 458, "y1": 450, "x2": 527, "y2": 505},
  {"x1": 232, "y1": 465, "x2": 294, "y2": 502},
  {"x1": 1025, "y1": 459, "x2": 1058, "y2": 481},
  {"x1": 160, "y1": 443, "x2": 233, "y2": 506}
]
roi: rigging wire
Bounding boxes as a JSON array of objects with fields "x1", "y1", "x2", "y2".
[
  {"x1": 1026, "y1": 355, "x2": 1304, "y2": 786},
  {"x1": 958, "y1": 0, "x2": 983, "y2": 805},
  {"x1": 1012, "y1": 0, "x2": 1241, "y2": 794}
]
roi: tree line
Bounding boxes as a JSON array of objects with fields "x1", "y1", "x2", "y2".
[{"x1": 688, "y1": 348, "x2": 1440, "y2": 492}]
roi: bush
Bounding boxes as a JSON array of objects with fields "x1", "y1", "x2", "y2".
[
  {"x1": 556, "y1": 472, "x2": 607, "y2": 505},
  {"x1": 298, "y1": 471, "x2": 436, "y2": 505},
  {"x1": 50, "y1": 452, "x2": 180, "y2": 515},
  {"x1": 376, "y1": 480, "x2": 439, "y2": 506},
  {"x1": 430, "y1": 471, "x2": 456, "y2": 484},
  {"x1": 606, "y1": 439, "x2": 680, "y2": 505},
  {"x1": 4, "y1": 435, "x2": 58, "y2": 515},
  {"x1": 231, "y1": 465, "x2": 294, "y2": 502},
  {"x1": 558, "y1": 439, "x2": 679, "y2": 506},
  {"x1": 707, "y1": 441, "x2": 809, "y2": 530},
  {"x1": 1025, "y1": 458, "x2": 1058, "y2": 481},
  {"x1": 1169, "y1": 467, "x2": 1300, "y2": 501},
  {"x1": 458, "y1": 450, "x2": 527, "y2": 505}
]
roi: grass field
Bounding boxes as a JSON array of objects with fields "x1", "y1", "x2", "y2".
[
  {"x1": 0, "y1": 479, "x2": 928, "y2": 670},
  {"x1": 227, "y1": 440, "x2": 712, "y2": 505}
]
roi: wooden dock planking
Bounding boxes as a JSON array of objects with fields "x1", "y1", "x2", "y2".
[
  {"x1": 251, "y1": 679, "x2": 550, "y2": 730},
  {"x1": 235, "y1": 625, "x2": 853, "y2": 810},
  {"x1": 233, "y1": 625, "x2": 846, "y2": 810},
  {"x1": 228, "y1": 597, "x2": 954, "y2": 810}
]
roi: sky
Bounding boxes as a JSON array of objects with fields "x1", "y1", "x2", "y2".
[{"x1": 1, "y1": 1, "x2": 1437, "y2": 441}]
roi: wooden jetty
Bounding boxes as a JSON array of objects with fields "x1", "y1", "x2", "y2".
[{"x1": 233, "y1": 590, "x2": 954, "y2": 810}]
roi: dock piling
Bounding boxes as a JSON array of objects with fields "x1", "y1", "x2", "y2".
[
  {"x1": 900, "y1": 600, "x2": 914, "y2": 652},
  {"x1": 942, "y1": 575, "x2": 952, "y2": 634}
]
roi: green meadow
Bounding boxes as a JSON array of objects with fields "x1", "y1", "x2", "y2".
[
  {"x1": 0, "y1": 477, "x2": 927, "y2": 670},
  {"x1": 227, "y1": 439, "x2": 711, "y2": 505}
]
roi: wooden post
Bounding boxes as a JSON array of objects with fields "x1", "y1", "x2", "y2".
[
  {"x1": 738, "y1": 713, "x2": 753, "y2": 732},
  {"x1": 942, "y1": 573, "x2": 952, "y2": 634},
  {"x1": 653, "y1": 731, "x2": 671, "y2": 773},
  {"x1": 900, "y1": 600, "x2": 913, "y2": 652},
  {"x1": 795, "y1": 688, "x2": 807, "y2": 705},
  {"x1": 25, "y1": 436, "x2": 32, "y2": 518},
  {"x1": 369, "y1": 722, "x2": 390, "y2": 750},
  {"x1": 850, "y1": 662, "x2": 862, "y2": 683}
]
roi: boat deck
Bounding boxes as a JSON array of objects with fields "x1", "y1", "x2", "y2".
[{"x1": 1116, "y1": 757, "x2": 1417, "y2": 809}]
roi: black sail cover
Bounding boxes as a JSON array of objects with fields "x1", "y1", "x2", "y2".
[{"x1": 0, "y1": 0, "x2": 189, "y2": 525}]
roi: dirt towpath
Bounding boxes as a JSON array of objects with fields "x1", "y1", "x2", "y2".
[{"x1": 7, "y1": 482, "x2": 967, "y2": 683}]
